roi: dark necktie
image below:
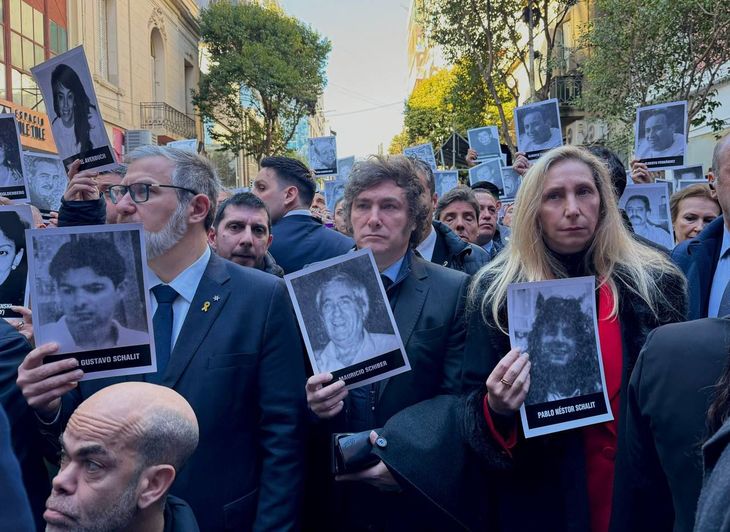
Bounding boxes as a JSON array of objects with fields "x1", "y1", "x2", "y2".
[
  {"x1": 151, "y1": 285, "x2": 179, "y2": 381},
  {"x1": 380, "y1": 274, "x2": 393, "y2": 291},
  {"x1": 718, "y1": 280, "x2": 730, "y2": 317}
]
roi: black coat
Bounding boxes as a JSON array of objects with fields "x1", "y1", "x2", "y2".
[
  {"x1": 0, "y1": 321, "x2": 51, "y2": 530},
  {"x1": 611, "y1": 317, "x2": 730, "y2": 532},
  {"x1": 671, "y1": 215, "x2": 725, "y2": 320},
  {"x1": 694, "y1": 417, "x2": 730, "y2": 532},
  {"x1": 45, "y1": 255, "x2": 307, "y2": 531},
  {"x1": 304, "y1": 253, "x2": 469, "y2": 531},
  {"x1": 460, "y1": 266, "x2": 687, "y2": 531},
  {"x1": 431, "y1": 220, "x2": 491, "y2": 275}
]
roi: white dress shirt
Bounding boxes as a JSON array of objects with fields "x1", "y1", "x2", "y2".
[
  {"x1": 147, "y1": 246, "x2": 211, "y2": 349},
  {"x1": 417, "y1": 225, "x2": 437, "y2": 262}
]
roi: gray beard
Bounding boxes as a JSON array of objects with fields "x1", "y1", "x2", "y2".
[
  {"x1": 145, "y1": 202, "x2": 188, "y2": 260},
  {"x1": 45, "y1": 472, "x2": 140, "y2": 532}
]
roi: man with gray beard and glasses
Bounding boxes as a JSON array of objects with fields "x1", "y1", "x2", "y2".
[{"x1": 17, "y1": 148, "x2": 307, "y2": 531}]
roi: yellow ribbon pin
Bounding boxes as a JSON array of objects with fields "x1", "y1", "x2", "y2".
[{"x1": 202, "y1": 301, "x2": 211, "y2": 312}]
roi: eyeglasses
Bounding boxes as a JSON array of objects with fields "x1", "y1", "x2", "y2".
[{"x1": 106, "y1": 183, "x2": 198, "y2": 205}]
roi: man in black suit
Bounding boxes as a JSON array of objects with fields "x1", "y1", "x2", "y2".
[
  {"x1": 612, "y1": 317, "x2": 730, "y2": 532},
  {"x1": 408, "y1": 157, "x2": 490, "y2": 275},
  {"x1": 17, "y1": 146, "x2": 307, "y2": 531},
  {"x1": 672, "y1": 133, "x2": 730, "y2": 319},
  {"x1": 252, "y1": 156, "x2": 353, "y2": 273},
  {"x1": 305, "y1": 154, "x2": 468, "y2": 530}
]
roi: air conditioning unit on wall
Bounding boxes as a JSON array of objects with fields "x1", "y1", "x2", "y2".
[{"x1": 125, "y1": 130, "x2": 157, "y2": 152}]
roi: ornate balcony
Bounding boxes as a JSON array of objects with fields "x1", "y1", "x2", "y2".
[{"x1": 139, "y1": 102, "x2": 196, "y2": 140}]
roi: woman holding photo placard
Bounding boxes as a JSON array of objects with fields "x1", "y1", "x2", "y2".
[{"x1": 460, "y1": 146, "x2": 686, "y2": 531}]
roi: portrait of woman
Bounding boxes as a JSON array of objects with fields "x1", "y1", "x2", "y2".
[
  {"x1": 50, "y1": 64, "x2": 106, "y2": 157},
  {"x1": 460, "y1": 145, "x2": 687, "y2": 531},
  {"x1": 669, "y1": 183, "x2": 720, "y2": 245},
  {"x1": 0, "y1": 119, "x2": 24, "y2": 189},
  {"x1": 0, "y1": 210, "x2": 29, "y2": 317}
]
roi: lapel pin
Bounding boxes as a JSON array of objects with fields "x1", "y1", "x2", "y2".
[
  {"x1": 202, "y1": 301, "x2": 211, "y2": 312},
  {"x1": 213, "y1": 295, "x2": 220, "y2": 301}
]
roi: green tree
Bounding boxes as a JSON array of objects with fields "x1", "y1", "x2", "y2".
[
  {"x1": 390, "y1": 60, "x2": 515, "y2": 154},
  {"x1": 581, "y1": 0, "x2": 730, "y2": 147},
  {"x1": 194, "y1": 2, "x2": 331, "y2": 163},
  {"x1": 425, "y1": 0, "x2": 575, "y2": 153}
]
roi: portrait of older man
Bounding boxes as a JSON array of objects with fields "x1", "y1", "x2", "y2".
[
  {"x1": 24, "y1": 153, "x2": 66, "y2": 212},
  {"x1": 624, "y1": 194, "x2": 674, "y2": 249},
  {"x1": 314, "y1": 272, "x2": 399, "y2": 373}
]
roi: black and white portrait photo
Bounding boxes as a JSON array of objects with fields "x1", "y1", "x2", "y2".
[
  {"x1": 27, "y1": 224, "x2": 156, "y2": 381},
  {"x1": 678, "y1": 179, "x2": 701, "y2": 192},
  {"x1": 308, "y1": 136, "x2": 337, "y2": 176},
  {"x1": 672, "y1": 165, "x2": 704, "y2": 182},
  {"x1": 0, "y1": 114, "x2": 29, "y2": 202},
  {"x1": 434, "y1": 170, "x2": 459, "y2": 198},
  {"x1": 468, "y1": 157, "x2": 504, "y2": 193},
  {"x1": 619, "y1": 183, "x2": 674, "y2": 250},
  {"x1": 514, "y1": 99, "x2": 563, "y2": 160},
  {"x1": 30, "y1": 46, "x2": 116, "y2": 172},
  {"x1": 501, "y1": 166, "x2": 522, "y2": 200},
  {"x1": 337, "y1": 156, "x2": 355, "y2": 181},
  {"x1": 655, "y1": 178, "x2": 675, "y2": 196},
  {"x1": 324, "y1": 179, "x2": 348, "y2": 213},
  {"x1": 284, "y1": 249, "x2": 410, "y2": 388},
  {"x1": 0, "y1": 205, "x2": 32, "y2": 319},
  {"x1": 403, "y1": 143, "x2": 437, "y2": 171},
  {"x1": 468, "y1": 126, "x2": 501, "y2": 160},
  {"x1": 23, "y1": 152, "x2": 66, "y2": 213},
  {"x1": 508, "y1": 276, "x2": 613, "y2": 438},
  {"x1": 634, "y1": 101, "x2": 687, "y2": 170}
]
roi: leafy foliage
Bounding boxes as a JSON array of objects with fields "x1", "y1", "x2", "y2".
[
  {"x1": 194, "y1": 2, "x2": 331, "y2": 163},
  {"x1": 581, "y1": 0, "x2": 730, "y2": 142}
]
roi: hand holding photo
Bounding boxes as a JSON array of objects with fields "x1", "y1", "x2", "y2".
[
  {"x1": 31, "y1": 46, "x2": 117, "y2": 172},
  {"x1": 284, "y1": 249, "x2": 410, "y2": 389},
  {"x1": 514, "y1": 99, "x2": 563, "y2": 160},
  {"x1": 467, "y1": 126, "x2": 501, "y2": 160},
  {"x1": 27, "y1": 224, "x2": 156, "y2": 381},
  {"x1": 508, "y1": 276, "x2": 613, "y2": 438}
]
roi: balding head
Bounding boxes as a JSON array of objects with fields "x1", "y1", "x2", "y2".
[
  {"x1": 46, "y1": 383, "x2": 199, "y2": 532},
  {"x1": 69, "y1": 382, "x2": 198, "y2": 470}
]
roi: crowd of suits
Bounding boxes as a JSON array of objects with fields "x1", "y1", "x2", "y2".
[{"x1": 3, "y1": 185, "x2": 730, "y2": 532}]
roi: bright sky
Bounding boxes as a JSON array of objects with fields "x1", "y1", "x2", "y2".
[{"x1": 279, "y1": 0, "x2": 410, "y2": 158}]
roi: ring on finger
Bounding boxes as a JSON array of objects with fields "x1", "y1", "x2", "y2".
[
  {"x1": 500, "y1": 377, "x2": 513, "y2": 387},
  {"x1": 14, "y1": 321, "x2": 24, "y2": 330}
]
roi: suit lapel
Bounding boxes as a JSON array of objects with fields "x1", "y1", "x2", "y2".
[
  {"x1": 378, "y1": 257, "x2": 430, "y2": 401},
  {"x1": 154, "y1": 255, "x2": 231, "y2": 388}
]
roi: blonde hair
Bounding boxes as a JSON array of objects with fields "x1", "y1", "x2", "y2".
[{"x1": 470, "y1": 145, "x2": 682, "y2": 332}]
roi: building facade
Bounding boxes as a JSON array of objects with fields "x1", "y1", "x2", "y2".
[
  {"x1": 67, "y1": 0, "x2": 201, "y2": 159},
  {"x1": 0, "y1": 0, "x2": 68, "y2": 154}
]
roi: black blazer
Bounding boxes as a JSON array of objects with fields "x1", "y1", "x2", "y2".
[
  {"x1": 460, "y1": 267, "x2": 687, "y2": 532},
  {"x1": 307, "y1": 254, "x2": 469, "y2": 531},
  {"x1": 270, "y1": 214, "x2": 354, "y2": 273},
  {"x1": 0, "y1": 401, "x2": 35, "y2": 532},
  {"x1": 672, "y1": 215, "x2": 725, "y2": 320},
  {"x1": 611, "y1": 317, "x2": 730, "y2": 532},
  {"x1": 51, "y1": 254, "x2": 307, "y2": 531},
  {"x1": 0, "y1": 321, "x2": 50, "y2": 530}
]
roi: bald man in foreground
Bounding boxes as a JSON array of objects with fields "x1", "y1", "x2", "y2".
[{"x1": 44, "y1": 382, "x2": 200, "y2": 532}]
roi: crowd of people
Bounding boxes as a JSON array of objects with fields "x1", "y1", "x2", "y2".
[{"x1": 0, "y1": 130, "x2": 729, "y2": 532}]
